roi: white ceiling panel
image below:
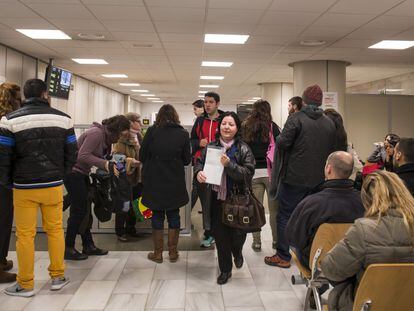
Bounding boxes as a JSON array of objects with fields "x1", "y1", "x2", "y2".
[
  {"x1": 0, "y1": 18, "x2": 54, "y2": 29},
  {"x1": 330, "y1": 0, "x2": 403, "y2": 14},
  {"x1": 110, "y1": 32, "x2": 159, "y2": 41},
  {"x1": 247, "y1": 35, "x2": 293, "y2": 45},
  {"x1": 148, "y1": 7, "x2": 205, "y2": 22},
  {"x1": 300, "y1": 26, "x2": 354, "y2": 38},
  {"x1": 159, "y1": 33, "x2": 203, "y2": 43},
  {"x1": 385, "y1": 1, "x2": 414, "y2": 16},
  {"x1": 313, "y1": 13, "x2": 375, "y2": 28},
  {"x1": 49, "y1": 18, "x2": 106, "y2": 31},
  {"x1": 209, "y1": 0, "x2": 272, "y2": 9},
  {"x1": 82, "y1": 0, "x2": 144, "y2": 6},
  {"x1": 330, "y1": 38, "x2": 379, "y2": 48},
  {"x1": 163, "y1": 42, "x2": 203, "y2": 50},
  {"x1": 0, "y1": 2, "x2": 40, "y2": 18},
  {"x1": 392, "y1": 28, "x2": 414, "y2": 40},
  {"x1": 87, "y1": 5, "x2": 150, "y2": 20},
  {"x1": 204, "y1": 23, "x2": 256, "y2": 34},
  {"x1": 146, "y1": 0, "x2": 206, "y2": 8},
  {"x1": 154, "y1": 22, "x2": 204, "y2": 34},
  {"x1": 365, "y1": 15, "x2": 414, "y2": 30},
  {"x1": 345, "y1": 27, "x2": 402, "y2": 40},
  {"x1": 269, "y1": 0, "x2": 338, "y2": 13},
  {"x1": 261, "y1": 11, "x2": 320, "y2": 26},
  {"x1": 26, "y1": 3, "x2": 95, "y2": 19},
  {"x1": 252, "y1": 24, "x2": 306, "y2": 36},
  {"x1": 101, "y1": 20, "x2": 155, "y2": 32},
  {"x1": 206, "y1": 9, "x2": 263, "y2": 25}
]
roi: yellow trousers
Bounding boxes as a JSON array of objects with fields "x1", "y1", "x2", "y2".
[{"x1": 13, "y1": 186, "x2": 65, "y2": 289}]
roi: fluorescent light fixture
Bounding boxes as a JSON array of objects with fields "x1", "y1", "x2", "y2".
[
  {"x1": 141, "y1": 94, "x2": 155, "y2": 97},
  {"x1": 199, "y1": 91, "x2": 206, "y2": 94},
  {"x1": 72, "y1": 58, "x2": 107, "y2": 65},
  {"x1": 381, "y1": 88, "x2": 405, "y2": 92},
  {"x1": 198, "y1": 95, "x2": 204, "y2": 98},
  {"x1": 16, "y1": 29, "x2": 71, "y2": 40},
  {"x1": 200, "y1": 75, "x2": 224, "y2": 80},
  {"x1": 152, "y1": 100, "x2": 164, "y2": 103},
  {"x1": 148, "y1": 97, "x2": 160, "y2": 100},
  {"x1": 369, "y1": 40, "x2": 414, "y2": 50},
  {"x1": 200, "y1": 84, "x2": 219, "y2": 88},
  {"x1": 252, "y1": 97, "x2": 261, "y2": 100},
  {"x1": 131, "y1": 89, "x2": 148, "y2": 92},
  {"x1": 202, "y1": 61, "x2": 233, "y2": 67},
  {"x1": 204, "y1": 34, "x2": 249, "y2": 44},
  {"x1": 120, "y1": 83, "x2": 140, "y2": 86},
  {"x1": 248, "y1": 99, "x2": 256, "y2": 102},
  {"x1": 102, "y1": 74, "x2": 128, "y2": 78}
]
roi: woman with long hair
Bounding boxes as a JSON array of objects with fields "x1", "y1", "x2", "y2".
[
  {"x1": 241, "y1": 100, "x2": 280, "y2": 251},
  {"x1": 321, "y1": 170, "x2": 414, "y2": 310},
  {"x1": 195, "y1": 111, "x2": 255, "y2": 284},
  {"x1": 140, "y1": 104, "x2": 191, "y2": 263},
  {"x1": 0, "y1": 82, "x2": 21, "y2": 283}
]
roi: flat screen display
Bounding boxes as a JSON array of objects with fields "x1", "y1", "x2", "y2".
[{"x1": 46, "y1": 65, "x2": 72, "y2": 100}]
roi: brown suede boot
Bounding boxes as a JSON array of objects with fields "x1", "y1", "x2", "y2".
[
  {"x1": 168, "y1": 228, "x2": 180, "y2": 263},
  {"x1": 0, "y1": 270, "x2": 16, "y2": 284},
  {"x1": 148, "y1": 229, "x2": 163, "y2": 263},
  {"x1": 0, "y1": 259, "x2": 13, "y2": 271}
]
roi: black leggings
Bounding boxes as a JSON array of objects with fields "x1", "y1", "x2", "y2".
[{"x1": 0, "y1": 186, "x2": 13, "y2": 261}]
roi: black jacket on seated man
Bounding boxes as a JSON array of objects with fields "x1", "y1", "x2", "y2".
[
  {"x1": 396, "y1": 163, "x2": 414, "y2": 196},
  {"x1": 286, "y1": 179, "x2": 365, "y2": 268}
]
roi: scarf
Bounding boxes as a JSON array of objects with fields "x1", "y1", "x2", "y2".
[{"x1": 212, "y1": 138, "x2": 235, "y2": 200}]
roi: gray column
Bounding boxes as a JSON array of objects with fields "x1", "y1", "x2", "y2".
[
  {"x1": 123, "y1": 94, "x2": 130, "y2": 114},
  {"x1": 290, "y1": 60, "x2": 349, "y2": 114},
  {"x1": 259, "y1": 82, "x2": 293, "y2": 127}
]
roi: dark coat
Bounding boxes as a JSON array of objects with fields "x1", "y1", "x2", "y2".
[
  {"x1": 139, "y1": 123, "x2": 191, "y2": 211},
  {"x1": 396, "y1": 163, "x2": 414, "y2": 196},
  {"x1": 286, "y1": 179, "x2": 365, "y2": 268},
  {"x1": 193, "y1": 138, "x2": 255, "y2": 230},
  {"x1": 271, "y1": 105, "x2": 336, "y2": 192}
]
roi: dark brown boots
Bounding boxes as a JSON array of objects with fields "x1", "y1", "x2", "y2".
[
  {"x1": 0, "y1": 260, "x2": 16, "y2": 284},
  {"x1": 148, "y1": 230, "x2": 164, "y2": 263},
  {"x1": 168, "y1": 229, "x2": 180, "y2": 263}
]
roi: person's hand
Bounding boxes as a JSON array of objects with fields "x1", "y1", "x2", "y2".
[
  {"x1": 197, "y1": 171, "x2": 207, "y2": 183},
  {"x1": 105, "y1": 161, "x2": 120, "y2": 177},
  {"x1": 132, "y1": 159, "x2": 140, "y2": 167},
  {"x1": 220, "y1": 154, "x2": 230, "y2": 167},
  {"x1": 385, "y1": 144, "x2": 394, "y2": 161},
  {"x1": 200, "y1": 138, "x2": 208, "y2": 148}
]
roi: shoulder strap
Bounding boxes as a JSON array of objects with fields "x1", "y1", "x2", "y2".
[{"x1": 269, "y1": 123, "x2": 275, "y2": 144}]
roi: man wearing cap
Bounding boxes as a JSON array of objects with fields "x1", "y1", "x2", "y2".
[{"x1": 266, "y1": 85, "x2": 336, "y2": 268}]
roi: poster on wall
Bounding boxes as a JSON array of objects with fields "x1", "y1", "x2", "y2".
[{"x1": 322, "y1": 92, "x2": 338, "y2": 111}]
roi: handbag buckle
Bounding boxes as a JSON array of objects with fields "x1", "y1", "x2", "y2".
[
  {"x1": 242, "y1": 216, "x2": 250, "y2": 224},
  {"x1": 227, "y1": 214, "x2": 234, "y2": 222}
]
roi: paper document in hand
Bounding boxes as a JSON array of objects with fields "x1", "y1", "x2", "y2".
[{"x1": 204, "y1": 145, "x2": 225, "y2": 186}]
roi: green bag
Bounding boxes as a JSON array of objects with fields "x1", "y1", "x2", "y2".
[{"x1": 132, "y1": 198, "x2": 145, "y2": 222}]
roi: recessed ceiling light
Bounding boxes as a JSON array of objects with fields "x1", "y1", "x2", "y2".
[
  {"x1": 72, "y1": 58, "x2": 108, "y2": 65},
  {"x1": 369, "y1": 40, "x2": 414, "y2": 50},
  {"x1": 198, "y1": 95, "x2": 204, "y2": 98},
  {"x1": 204, "y1": 34, "x2": 249, "y2": 44},
  {"x1": 148, "y1": 97, "x2": 160, "y2": 100},
  {"x1": 102, "y1": 74, "x2": 128, "y2": 78},
  {"x1": 131, "y1": 89, "x2": 148, "y2": 92},
  {"x1": 300, "y1": 40, "x2": 326, "y2": 46},
  {"x1": 200, "y1": 85, "x2": 219, "y2": 88},
  {"x1": 200, "y1": 76, "x2": 224, "y2": 80},
  {"x1": 77, "y1": 33, "x2": 105, "y2": 40},
  {"x1": 380, "y1": 88, "x2": 405, "y2": 92},
  {"x1": 16, "y1": 29, "x2": 71, "y2": 40},
  {"x1": 202, "y1": 61, "x2": 233, "y2": 67},
  {"x1": 199, "y1": 91, "x2": 206, "y2": 94},
  {"x1": 152, "y1": 100, "x2": 164, "y2": 103},
  {"x1": 120, "y1": 83, "x2": 140, "y2": 86},
  {"x1": 141, "y1": 94, "x2": 155, "y2": 96},
  {"x1": 248, "y1": 99, "x2": 256, "y2": 102},
  {"x1": 252, "y1": 97, "x2": 261, "y2": 100}
]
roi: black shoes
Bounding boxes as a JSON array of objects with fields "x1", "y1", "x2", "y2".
[
  {"x1": 234, "y1": 256, "x2": 244, "y2": 269},
  {"x1": 82, "y1": 245, "x2": 108, "y2": 256},
  {"x1": 217, "y1": 272, "x2": 232, "y2": 285},
  {"x1": 65, "y1": 247, "x2": 88, "y2": 261}
]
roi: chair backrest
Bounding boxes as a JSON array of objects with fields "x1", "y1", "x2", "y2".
[
  {"x1": 309, "y1": 223, "x2": 352, "y2": 269},
  {"x1": 353, "y1": 263, "x2": 414, "y2": 311}
]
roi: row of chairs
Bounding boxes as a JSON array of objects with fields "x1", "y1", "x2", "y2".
[{"x1": 290, "y1": 223, "x2": 414, "y2": 311}]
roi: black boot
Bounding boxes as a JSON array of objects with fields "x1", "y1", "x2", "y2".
[
  {"x1": 83, "y1": 244, "x2": 108, "y2": 256},
  {"x1": 217, "y1": 272, "x2": 232, "y2": 285},
  {"x1": 234, "y1": 256, "x2": 244, "y2": 269},
  {"x1": 65, "y1": 247, "x2": 88, "y2": 261}
]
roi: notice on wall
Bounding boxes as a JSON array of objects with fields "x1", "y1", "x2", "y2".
[{"x1": 322, "y1": 92, "x2": 338, "y2": 111}]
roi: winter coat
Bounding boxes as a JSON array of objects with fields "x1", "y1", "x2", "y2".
[
  {"x1": 271, "y1": 105, "x2": 336, "y2": 191},
  {"x1": 113, "y1": 134, "x2": 141, "y2": 186},
  {"x1": 0, "y1": 97, "x2": 77, "y2": 189},
  {"x1": 286, "y1": 179, "x2": 364, "y2": 268},
  {"x1": 321, "y1": 210, "x2": 414, "y2": 311},
  {"x1": 193, "y1": 138, "x2": 255, "y2": 230},
  {"x1": 139, "y1": 123, "x2": 191, "y2": 211},
  {"x1": 396, "y1": 163, "x2": 414, "y2": 196}
]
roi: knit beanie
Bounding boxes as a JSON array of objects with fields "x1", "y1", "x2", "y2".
[{"x1": 302, "y1": 84, "x2": 323, "y2": 106}]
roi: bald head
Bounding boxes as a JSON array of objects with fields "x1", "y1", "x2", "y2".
[{"x1": 325, "y1": 151, "x2": 354, "y2": 180}]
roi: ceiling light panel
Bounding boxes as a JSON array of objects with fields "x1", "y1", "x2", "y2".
[
  {"x1": 131, "y1": 89, "x2": 148, "y2": 92},
  {"x1": 152, "y1": 101, "x2": 164, "y2": 103},
  {"x1": 16, "y1": 29, "x2": 71, "y2": 40},
  {"x1": 202, "y1": 61, "x2": 233, "y2": 67},
  {"x1": 204, "y1": 34, "x2": 249, "y2": 44},
  {"x1": 120, "y1": 83, "x2": 140, "y2": 86},
  {"x1": 369, "y1": 40, "x2": 414, "y2": 50},
  {"x1": 102, "y1": 74, "x2": 128, "y2": 78},
  {"x1": 72, "y1": 58, "x2": 108, "y2": 64},
  {"x1": 148, "y1": 98, "x2": 160, "y2": 100},
  {"x1": 200, "y1": 76, "x2": 224, "y2": 80},
  {"x1": 200, "y1": 85, "x2": 219, "y2": 88},
  {"x1": 141, "y1": 94, "x2": 155, "y2": 96}
]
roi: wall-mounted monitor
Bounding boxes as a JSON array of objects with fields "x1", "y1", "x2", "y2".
[{"x1": 45, "y1": 65, "x2": 72, "y2": 100}]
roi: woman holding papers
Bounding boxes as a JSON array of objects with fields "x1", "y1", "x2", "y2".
[{"x1": 194, "y1": 111, "x2": 255, "y2": 285}]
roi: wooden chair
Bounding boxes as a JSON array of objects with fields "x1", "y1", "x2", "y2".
[
  {"x1": 353, "y1": 263, "x2": 414, "y2": 311},
  {"x1": 290, "y1": 223, "x2": 352, "y2": 311}
]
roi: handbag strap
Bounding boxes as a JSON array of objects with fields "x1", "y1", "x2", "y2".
[{"x1": 269, "y1": 123, "x2": 275, "y2": 144}]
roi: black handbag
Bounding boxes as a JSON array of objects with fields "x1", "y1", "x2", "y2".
[{"x1": 222, "y1": 176, "x2": 266, "y2": 232}]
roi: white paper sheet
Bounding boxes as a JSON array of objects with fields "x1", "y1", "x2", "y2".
[{"x1": 204, "y1": 145, "x2": 225, "y2": 186}]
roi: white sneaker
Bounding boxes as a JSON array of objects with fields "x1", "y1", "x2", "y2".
[
  {"x1": 51, "y1": 277, "x2": 70, "y2": 291},
  {"x1": 4, "y1": 283, "x2": 35, "y2": 298}
]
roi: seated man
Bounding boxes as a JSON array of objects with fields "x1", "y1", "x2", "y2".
[
  {"x1": 286, "y1": 151, "x2": 365, "y2": 269},
  {"x1": 393, "y1": 138, "x2": 414, "y2": 195}
]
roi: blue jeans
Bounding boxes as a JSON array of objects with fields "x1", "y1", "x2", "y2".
[
  {"x1": 276, "y1": 182, "x2": 310, "y2": 261},
  {"x1": 151, "y1": 209, "x2": 180, "y2": 230}
]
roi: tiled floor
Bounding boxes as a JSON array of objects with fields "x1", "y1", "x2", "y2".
[{"x1": 0, "y1": 239, "x2": 308, "y2": 311}]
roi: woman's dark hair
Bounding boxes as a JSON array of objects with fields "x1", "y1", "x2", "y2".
[
  {"x1": 192, "y1": 99, "x2": 204, "y2": 108},
  {"x1": 216, "y1": 111, "x2": 241, "y2": 141},
  {"x1": 241, "y1": 99, "x2": 272, "y2": 143},
  {"x1": 102, "y1": 115, "x2": 131, "y2": 137},
  {"x1": 289, "y1": 96, "x2": 303, "y2": 111},
  {"x1": 385, "y1": 133, "x2": 400, "y2": 147},
  {"x1": 324, "y1": 109, "x2": 348, "y2": 151},
  {"x1": 155, "y1": 104, "x2": 180, "y2": 127}
]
